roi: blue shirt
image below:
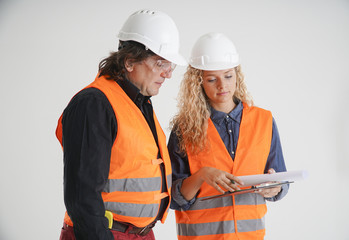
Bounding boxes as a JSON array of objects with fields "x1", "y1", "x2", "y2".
[{"x1": 168, "y1": 101, "x2": 289, "y2": 211}]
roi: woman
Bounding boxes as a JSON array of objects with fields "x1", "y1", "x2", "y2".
[{"x1": 168, "y1": 32, "x2": 288, "y2": 240}]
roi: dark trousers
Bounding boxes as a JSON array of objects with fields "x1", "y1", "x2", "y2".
[{"x1": 59, "y1": 223, "x2": 156, "y2": 240}]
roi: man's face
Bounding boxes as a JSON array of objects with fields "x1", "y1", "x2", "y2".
[{"x1": 125, "y1": 55, "x2": 176, "y2": 96}]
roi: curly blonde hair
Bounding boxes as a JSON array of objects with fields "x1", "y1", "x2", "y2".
[{"x1": 171, "y1": 65, "x2": 253, "y2": 154}]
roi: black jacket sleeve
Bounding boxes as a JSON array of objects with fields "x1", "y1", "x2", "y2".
[{"x1": 62, "y1": 88, "x2": 116, "y2": 240}]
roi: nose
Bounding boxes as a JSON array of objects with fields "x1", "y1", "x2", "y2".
[
  {"x1": 217, "y1": 78, "x2": 224, "y2": 89},
  {"x1": 160, "y1": 70, "x2": 172, "y2": 79}
]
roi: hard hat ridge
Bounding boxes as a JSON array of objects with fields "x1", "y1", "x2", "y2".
[
  {"x1": 118, "y1": 9, "x2": 187, "y2": 66},
  {"x1": 189, "y1": 32, "x2": 240, "y2": 71}
]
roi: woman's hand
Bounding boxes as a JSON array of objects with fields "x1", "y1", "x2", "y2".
[
  {"x1": 258, "y1": 168, "x2": 282, "y2": 198},
  {"x1": 198, "y1": 167, "x2": 243, "y2": 194},
  {"x1": 180, "y1": 166, "x2": 243, "y2": 201}
]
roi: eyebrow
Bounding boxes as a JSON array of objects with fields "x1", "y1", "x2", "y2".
[
  {"x1": 204, "y1": 70, "x2": 234, "y2": 77},
  {"x1": 153, "y1": 56, "x2": 167, "y2": 61}
]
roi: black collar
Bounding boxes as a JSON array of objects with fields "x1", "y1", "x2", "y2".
[{"x1": 116, "y1": 77, "x2": 151, "y2": 106}]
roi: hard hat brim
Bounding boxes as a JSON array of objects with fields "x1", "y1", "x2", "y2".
[
  {"x1": 190, "y1": 62, "x2": 240, "y2": 71},
  {"x1": 159, "y1": 53, "x2": 187, "y2": 66}
]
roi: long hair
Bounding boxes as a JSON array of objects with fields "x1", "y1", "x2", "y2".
[
  {"x1": 98, "y1": 41, "x2": 155, "y2": 80},
  {"x1": 171, "y1": 65, "x2": 253, "y2": 154}
]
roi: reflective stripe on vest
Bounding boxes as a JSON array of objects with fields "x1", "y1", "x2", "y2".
[
  {"x1": 188, "y1": 193, "x2": 265, "y2": 211},
  {"x1": 177, "y1": 218, "x2": 265, "y2": 236},
  {"x1": 103, "y1": 174, "x2": 172, "y2": 193},
  {"x1": 175, "y1": 104, "x2": 272, "y2": 240},
  {"x1": 56, "y1": 75, "x2": 172, "y2": 227},
  {"x1": 104, "y1": 202, "x2": 159, "y2": 218}
]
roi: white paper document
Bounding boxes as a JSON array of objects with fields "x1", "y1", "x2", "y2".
[{"x1": 238, "y1": 170, "x2": 308, "y2": 187}]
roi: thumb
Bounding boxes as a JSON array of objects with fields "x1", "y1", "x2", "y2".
[{"x1": 268, "y1": 168, "x2": 276, "y2": 174}]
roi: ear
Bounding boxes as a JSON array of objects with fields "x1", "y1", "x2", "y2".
[{"x1": 125, "y1": 59, "x2": 134, "y2": 72}]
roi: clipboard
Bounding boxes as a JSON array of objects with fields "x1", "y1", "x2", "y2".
[{"x1": 200, "y1": 181, "x2": 293, "y2": 201}]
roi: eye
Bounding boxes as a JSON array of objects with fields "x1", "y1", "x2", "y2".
[
  {"x1": 156, "y1": 61, "x2": 164, "y2": 67},
  {"x1": 207, "y1": 78, "x2": 216, "y2": 82},
  {"x1": 225, "y1": 75, "x2": 232, "y2": 79}
]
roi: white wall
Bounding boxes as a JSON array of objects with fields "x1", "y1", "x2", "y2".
[{"x1": 1, "y1": 0, "x2": 348, "y2": 239}]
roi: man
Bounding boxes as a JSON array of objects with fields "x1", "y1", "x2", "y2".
[{"x1": 56, "y1": 9, "x2": 186, "y2": 240}]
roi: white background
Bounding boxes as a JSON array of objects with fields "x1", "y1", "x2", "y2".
[{"x1": 1, "y1": 0, "x2": 348, "y2": 239}]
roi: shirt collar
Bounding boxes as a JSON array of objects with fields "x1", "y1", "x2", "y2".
[
  {"x1": 210, "y1": 100, "x2": 243, "y2": 125},
  {"x1": 116, "y1": 77, "x2": 151, "y2": 106}
]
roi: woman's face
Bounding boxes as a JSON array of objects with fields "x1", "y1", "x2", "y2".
[{"x1": 202, "y1": 68, "x2": 237, "y2": 113}]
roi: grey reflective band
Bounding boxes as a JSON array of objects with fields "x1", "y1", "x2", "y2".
[
  {"x1": 103, "y1": 177, "x2": 162, "y2": 192},
  {"x1": 177, "y1": 220, "x2": 235, "y2": 236},
  {"x1": 237, "y1": 218, "x2": 265, "y2": 232},
  {"x1": 190, "y1": 195, "x2": 233, "y2": 210},
  {"x1": 235, "y1": 193, "x2": 265, "y2": 205},
  {"x1": 177, "y1": 218, "x2": 265, "y2": 236},
  {"x1": 190, "y1": 193, "x2": 265, "y2": 210},
  {"x1": 105, "y1": 202, "x2": 159, "y2": 218},
  {"x1": 167, "y1": 174, "x2": 172, "y2": 187}
]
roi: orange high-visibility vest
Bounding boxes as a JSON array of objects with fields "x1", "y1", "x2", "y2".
[
  {"x1": 175, "y1": 104, "x2": 272, "y2": 240},
  {"x1": 56, "y1": 75, "x2": 172, "y2": 228}
]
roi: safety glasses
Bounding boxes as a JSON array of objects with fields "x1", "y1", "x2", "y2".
[{"x1": 144, "y1": 57, "x2": 176, "y2": 73}]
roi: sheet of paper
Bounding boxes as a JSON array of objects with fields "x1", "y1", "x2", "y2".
[{"x1": 238, "y1": 170, "x2": 308, "y2": 187}]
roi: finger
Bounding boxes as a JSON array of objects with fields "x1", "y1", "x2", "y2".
[
  {"x1": 259, "y1": 187, "x2": 280, "y2": 198},
  {"x1": 220, "y1": 180, "x2": 235, "y2": 192},
  {"x1": 268, "y1": 168, "x2": 276, "y2": 174},
  {"x1": 228, "y1": 179, "x2": 241, "y2": 190},
  {"x1": 222, "y1": 178, "x2": 240, "y2": 191},
  {"x1": 212, "y1": 182, "x2": 225, "y2": 194},
  {"x1": 226, "y1": 173, "x2": 244, "y2": 186},
  {"x1": 264, "y1": 192, "x2": 276, "y2": 198},
  {"x1": 258, "y1": 189, "x2": 271, "y2": 197},
  {"x1": 223, "y1": 177, "x2": 235, "y2": 186},
  {"x1": 269, "y1": 186, "x2": 281, "y2": 195},
  {"x1": 222, "y1": 178, "x2": 240, "y2": 192},
  {"x1": 217, "y1": 178, "x2": 233, "y2": 191}
]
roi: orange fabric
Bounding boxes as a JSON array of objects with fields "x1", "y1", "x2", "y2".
[
  {"x1": 63, "y1": 212, "x2": 73, "y2": 227},
  {"x1": 176, "y1": 206, "x2": 234, "y2": 224},
  {"x1": 56, "y1": 114, "x2": 63, "y2": 148},
  {"x1": 234, "y1": 204, "x2": 268, "y2": 220},
  {"x1": 235, "y1": 229, "x2": 266, "y2": 240},
  {"x1": 56, "y1": 75, "x2": 172, "y2": 228},
  {"x1": 175, "y1": 103, "x2": 272, "y2": 240}
]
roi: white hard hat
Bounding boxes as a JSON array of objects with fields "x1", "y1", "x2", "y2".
[
  {"x1": 118, "y1": 9, "x2": 187, "y2": 66},
  {"x1": 189, "y1": 32, "x2": 240, "y2": 71}
]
